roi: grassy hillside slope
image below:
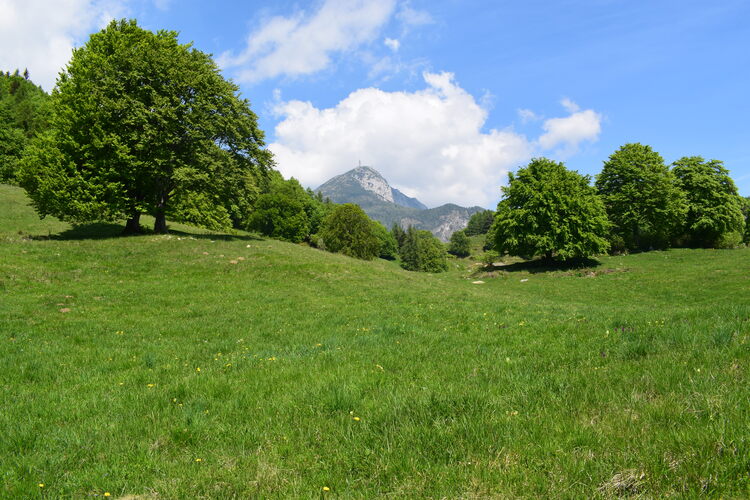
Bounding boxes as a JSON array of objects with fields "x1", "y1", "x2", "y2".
[{"x1": 1, "y1": 184, "x2": 749, "y2": 498}]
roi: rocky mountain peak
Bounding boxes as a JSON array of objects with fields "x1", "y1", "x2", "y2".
[
  {"x1": 350, "y1": 166, "x2": 393, "y2": 203},
  {"x1": 316, "y1": 166, "x2": 482, "y2": 240}
]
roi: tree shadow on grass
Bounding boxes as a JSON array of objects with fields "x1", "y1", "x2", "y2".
[
  {"x1": 29, "y1": 222, "x2": 264, "y2": 242},
  {"x1": 482, "y1": 256, "x2": 603, "y2": 274},
  {"x1": 168, "y1": 229, "x2": 264, "y2": 242}
]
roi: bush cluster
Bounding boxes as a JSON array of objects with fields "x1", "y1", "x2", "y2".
[{"x1": 397, "y1": 226, "x2": 448, "y2": 273}]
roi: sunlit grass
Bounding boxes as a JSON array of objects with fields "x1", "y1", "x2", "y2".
[{"x1": 1, "y1": 183, "x2": 749, "y2": 498}]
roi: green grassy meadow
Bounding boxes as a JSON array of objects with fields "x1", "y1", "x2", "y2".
[{"x1": 1, "y1": 183, "x2": 749, "y2": 498}]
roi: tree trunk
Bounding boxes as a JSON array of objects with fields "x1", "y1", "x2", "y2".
[
  {"x1": 153, "y1": 189, "x2": 170, "y2": 234},
  {"x1": 123, "y1": 213, "x2": 142, "y2": 235},
  {"x1": 154, "y1": 210, "x2": 168, "y2": 234}
]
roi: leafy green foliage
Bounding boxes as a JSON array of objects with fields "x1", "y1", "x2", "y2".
[
  {"x1": 448, "y1": 230, "x2": 471, "y2": 257},
  {"x1": 320, "y1": 203, "x2": 380, "y2": 260},
  {"x1": 742, "y1": 197, "x2": 750, "y2": 244},
  {"x1": 400, "y1": 226, "x2": 449, "y2": 272},
  {"x1": 0, "y1": 70, "x2": 49, "y2": 182},
  {"x1": 494, "y1": 157, "x2": 610, "y2": 261},
  {"x1": 17, "y1": 19, "x2": 271, "y2": 234},
  {"x1": 391, "y1": 223, "x2": 406, "y2": 249},
  {"x1": 671, "y1": 157, "x2": 745, "y2": 248},
  {"x1": 464, "y1": 209, "x2": 494, "y2": 236},
  {"x1": 247, "y1": 176, "x2": 326, "y2": 243},
  {"x1": 372, "y1": 221, "x2": 398, "y2": 260},
  {"x1": 167, "y1": 191, "x2": 233, "y2": 231},
  {"x1": 596, "y1": 143, "x2": 687, "y2": 251}
]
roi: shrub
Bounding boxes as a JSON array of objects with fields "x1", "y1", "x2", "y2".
[
  {"x1": 715, "y1": 231, "x2": 743, "y2": 249},
  {"x1": 320, "y1": 203, "x2": 380, "y2": 260},
  {"x1": 372, "y1": 221, "x2": 398, "y2": 260},
  {"x1": 400, "y1": 227, "x2": 448, "y2": 272},
  {"x1": 448, "y1": 230, "x2": 471, "y2": 257},
  {"x1": 247, "y1": 177, "x2": 318, "y2": 243}
]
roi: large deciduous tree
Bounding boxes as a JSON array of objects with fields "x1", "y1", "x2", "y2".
[
  {"x1": 595, "y1": 143, "x2": 686, "y2": 251},
  {"x1": 18, "y1": 19, "x2": 271, "y2": 234},
  {"x1": 493, "y1": 157, "x2": 610, "y2": 261},
  {"x1": 671, "y1": 157, "x2": 745, "y2": 248}
]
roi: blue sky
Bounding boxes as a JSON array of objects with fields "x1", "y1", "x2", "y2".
[{"x1": 2, "y1": 0, "x2": 749, "y2": 207}]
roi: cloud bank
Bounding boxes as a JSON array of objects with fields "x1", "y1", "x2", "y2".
[
  {"x1": 0, "y1": 0, "x2": 131, "y2": 90},
  {"x1": 219, "y1": 0, "x2": 399, "y2": 83},
  {"x1": 269, "y1": 73, "x2": 602, "y2": 208}
]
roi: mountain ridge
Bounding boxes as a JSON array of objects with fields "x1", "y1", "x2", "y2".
[
  {"x1": 316, "y1": 166, "x2": 483, "y2": 241},
  {"x1": 317, "y1": 166, "x2": 427, "y2": 210}
]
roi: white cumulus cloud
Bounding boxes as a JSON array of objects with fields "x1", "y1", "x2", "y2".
[
  {"x1": 384, "y1": 37, "x2": 400, "y2": 51},
  {"x1": 560, "y1": 97, "x2": 580, "y2": 113},
  {"x1": 396, "y1": 4, "x2": 433, "y2": 27},
  {"x1": 538, "y1": 99, "x2": 602, "y2": 155},
  {"x1": 219, "y1": 0, "x2": 398, "y2": 83},
  {"x1": 0, "y1": 0, "x2": 129, "y2": 91},
  {"x1": 517, "y1": 108, "x2": 540, "y2": 124},
  {"x1": 270, "y1": 72, "x2": 535, "y2": 208}
]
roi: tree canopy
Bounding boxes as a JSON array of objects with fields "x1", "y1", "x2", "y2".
[
  {"x1": 448, "y1": 229, "x2": 471, "y2": 257},
  {"x1": 247, "y1": 174, "x2": 327, "y2": 243},
  {"x1": 399, "y1": 226, "x2": 449, "y2": 272},
  {"x1": 464, "y1": 210, "x2": 494, "y2": 236},
  {"x1": 671, "y1": 157, "x2": 745, "y2": 248},
  {"x1": 595, "y1": 143, "x2": 686, "y2": 251},
  {"x1": 320, "y1": 203, "x2": 380, "y2": 260},
  {"x1": 371, "y1": 221, "x2": 398, "y2": 260},
  {"x1": 742, "y1": 197, "x2": 750, "y2": 244},
  {"x1": 0, "y1": 70, "x2": 49, "y2": 182},
  {"x1": 17, "y1": 19, "x2": 271, "y2": 234},
  {"x1": 493, "y1": 157, "x2": 610, "y2": 261}
]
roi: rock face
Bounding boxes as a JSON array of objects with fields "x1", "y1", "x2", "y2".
[
  {"x1": 316, "y1": 166, "x2": 483, "y2": 241},
  {"x1": 319, "y1": 166, "x2": 427, "y2": 210},
  {"x1": 349, "y1": 166, "x2": 394, "y2": 203},
  {"x1": 430, "y1": 205, "x2": 477, "y2": 242}
]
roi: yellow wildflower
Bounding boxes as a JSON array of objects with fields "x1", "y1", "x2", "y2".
[{"x1": 322, "y1": 486, "x2": 330, "y2": 491}]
